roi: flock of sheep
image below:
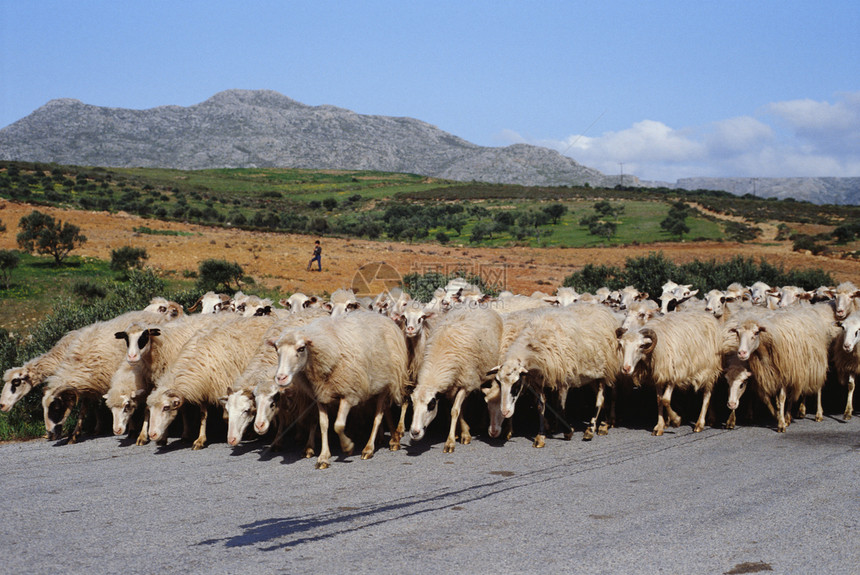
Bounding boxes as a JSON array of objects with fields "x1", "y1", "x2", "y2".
[{"x1": 2, "y1": 277, "x2": 859, "y2": 469}]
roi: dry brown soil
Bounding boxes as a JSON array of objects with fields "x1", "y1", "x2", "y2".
[{"x1": 2, "y1": 199, "x2": 859, "y2": 298}]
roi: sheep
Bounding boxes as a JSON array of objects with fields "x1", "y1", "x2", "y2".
[
  {"x1": 220, "y1": 308, "x2": 327, "y2": 450},
  {"x1": 410, "y1": 307, "x2": 502, "y2": 453},
  {"x1": 729, "y1": 307, "x2": 830, "y2": 432},
  {"x1": 106, "y1": 314, "x2": 227, "y2": 444},
  {"x1": 659, "y1": 283, "x2": 699, "y2": 314},
  {"x1": 832, "y1": 311, "x2": 860, "y2": 420},
  {"x1": 142, "y1": 297, "x2": 185, "y2": 319},
  {"x1": 619, "y1": 299, "x2": 661, "y2": 333},
  {"x1": 618, "y1": 285, "x2": 648, "y2": 311},
  {"x1": 270, "y1": 311, "x2": 409, "y2": 469},
  {"x1": 279, "y1": 292, "x2": 322, "y2": 313},
  {"x1": 490, "y1": 305, "x2": 621, "y2": 447},
  {"x1": 723, "y1": 355, "x2": 755, "y2": 430},
  {"x1": 830, "y1": 282, "x2": 860, "y2": 320},
  {"x1": 773, "y1": 285, "x2": 813, "y2": 308},
  {"x1": 618, "y1": 310, "x2": 736, "y2": 436},
  {"x1": 1, "y1": 328, "x2": 82, "y2": 413},
  {"x1": 41, "y1": 310, "x2": 179, "y2": 443},
  {"x1": 188, "y1": 291, "x2": 231, "y2": 314},
  {"x1": 323, "y1": 288, "x2": 361, "y2": 316},
  {"x1": 146, "y1": 315, "x2": 277, "y2": 449},
  {"x1": 545, "y1": 286, "x2": 580, "y2": 307},
  {"x1": 1, "y1": 299, "x2": 183, "y2": 413}
]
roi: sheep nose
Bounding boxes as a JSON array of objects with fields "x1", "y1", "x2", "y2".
[
  {"x1": 738, "y1": 351, "x2": 749, "y2": 360},
  {"x1": 727, "y1": 400, "x2": 738, "y2": 410},
  {"x1": 622, "y1": 364, "x2": 633, "y2": 374}
]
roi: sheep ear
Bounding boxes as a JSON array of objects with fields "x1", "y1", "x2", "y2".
[
  {"x1": 115, "y1": 331, "x2": 128, "y2": 341},
  {"x1": 615, "y1": 327, "x2": 626, "y2": 339},
  {"x1": 148, "y1": 328, "x2": 161, "y2": 337},
  {"x1": 485, "y1": 366, "x2": 500, "y2": 378},
  {"x1": 218, "y1": 395, "x2": 228, "y2": 407},
  {"x1": 303, "y1": 339, "x2": 313, "y2": 348},
  {"x1": 168, "y1": 394, "x2": 183, "y2": 409},
  {"x1": 323, "y1": 302, "x2": 333, "y2": 312},
  {"x1": 640, "y1": 328, "x2": 657, "y2": 353},
  {"x1": 543, "y1": 297, "x2": 560, "y2": 306},
  {"x1": 102, "y1": 393, "x2": 109, "y2": 401},
  {"x1": 638, "y1": 292, "x2": 649, "y2": 300},
  {"x1": 266, "y1": 338, "x2": 278, "y2": 349}
]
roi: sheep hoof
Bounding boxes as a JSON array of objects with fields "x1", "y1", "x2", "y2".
[
  {"x1": 460, "y1": 434, "x2": 472, "y2": 445},
  {"x1": 360, "y1": 449, "x2": 374, "y2": 460},
  {"x1": 844, "y1": 411, "x2": 852, "y2": 421},
  {"x1": 670, "y1": 417, "x2": 682, "y2": 428},
  {"x1": 443, "y1": 440, "x2": 456, "y2": 453},
  {"x1": 582, "y1": 428, "x2": 594, "y2": 441},
  {"x1": 777, "y1": 425, "x2": 786, "y2": 433},
  {"x1": 316, "y1": 460, "x2": 330, "y2": 470},
  {"x1": 797, "y1": 404, "x2": 806, "y2": 418},
  {"x1": 192, "y1": 439, "x2": 207, "y2": 450},
  {"x1": 135, "y1": 435, "x2": 150, "y2": 446},
  {"x1": 652, "y1": 427, "x2": 664, "y2": 436},
  {"x1": 564, "y1": 431, "x2": 574, "y2": 441},
  {"x1": 533, "y1": 435, "x2": 546, "y2": 448},
  {"x1": 388, "y1": 440, "x2": 401, "y2": 451},
  {"x1": 693, "y1": 423, "x2": 704, "y2": 433},
  {"x1": 814, "y1": 414, "x2": 823, "y2": 422},
  {"x1": 725, "y1": 422, "x2": 735, "y2": 430},
  {"x1": 68, "y1": 434, "x2": 79, "y2": 445},
  {"x1": 597, "y1": 422, "x2": 610, "y2": 436},
  {"x1": 303, "y1": 448, "x2": 315, "y2": 459}
]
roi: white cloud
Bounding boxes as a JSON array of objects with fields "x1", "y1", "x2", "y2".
[{"x1": 500, "y1": 91, "x2": 860, "y2": 181}]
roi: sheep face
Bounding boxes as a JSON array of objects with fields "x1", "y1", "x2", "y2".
[
  {"x1": 220, "y1": 388, "x2": 256, "y2": 446},
  {"x1": 395, "y1": 307, "x2": 433, "y2": 338},
  {"x1": 725, "y1": 361, "x2": 752, "y2": 411},
  {"x1": 115, "y1": 326, "x2": 160, "y2": 366},
  {"x1": 42, "y1": 388, "x2": 76, "y2": 440},
  {"x1": 703, "y1": 290, "x2": 727, "y2": 317},
  {"x1": 734, "y1": 321, "x2": 764, "y2": 361},
  {"x1": 1, "y1": 367, "x2": 34, "y2": 412},
  {"x1": 480, "y1": 379, "x2": 505, "y2": 438},
  {"x1": 409, "y1": 388, "x2": 442, "y2": 441},
  {"x1": 271, "y1": 334, "x2": 310, "y2": 388},
  {"x1": 147, "y1": 392, "x2": 183, "y2": 442},
  {"x1": 253, "y1": 387, "x2": 280, "y2": 435},
  {"x1": 143, "y1": 298, "x2": 183, "y2": 319},
  {"x1": 104, "y1": 390, "x2": 145, "y2": 436},
  {"x1": 554, "y1": 287, "x2": 580, "y2": 307},
  {"x1": 834, "y1": 285, "x2": 860, "y2": 320},
  {"x1": 617, "y1": 329, "x2": 655, "y2": 375},
  {"x1": 777, "y1": 286, "x2": 810, "y2": 308},
  {"x1": 620, "y1": 301, "x2": 659, "y2": 333},
  {"x1": 749, "y1": 282, "x2": 771, "y2": 306},
  {"x1": 838, "y1": 314, "x2": 860, "y2": 353},
  {"x1": 493, "y1": 359, "x2": 528, "y2": 419}
]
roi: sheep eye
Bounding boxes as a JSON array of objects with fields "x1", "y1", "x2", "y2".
[
  {"x1": 427, "y1": 398, "x2": 437, "y2": 411},
  {"x1": 138, "y1": 332, "x2": 149, "y2": 348},
  {"x1": 511, "y1": 382, "x2": 523, "y2": 397},
  {"x1": 296, "y1": 345, "x2": 306, "y2": 353}
]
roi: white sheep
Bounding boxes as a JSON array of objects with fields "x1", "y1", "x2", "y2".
[
  {"x1": 188, "y1": 291, "x2": 231, "y2": 314},
  {"x1": 221, "y1": 308, "x2": 327, "y2": 450},
  {"x1": 279, "y1": 292, "x2": 322, "y2": 313},
  {"x1": 832, "y1": 311, "x2": 860, "y2": 420},
  {"x1": 830, "y1": 281, "x2": 860, "y2": 320},
  {"x1": 106, "y1": 314, "x2": 226, "y2": 444},
  {"x1": 490, "y1": 305, "x2": 621, "y2": 447},
  {"x1": 619, "y1": 299, "x2": 661, "y2": 333},
  {"x1": 409, "y1": 307, "x2": 503, "y2": 453},
  {"x1": 40, "y1": 310, "x2": 178, "y2": 443},
  {"x1": 618, "y1": 310, "x2": 736, "y2": 435},
  {"x1": 146, "y1": 315, "x2": 277, "y2": 449},
  {"x1": 729, "y1": 307, "x2": 830, "y2": 432},
  {"x1": 270, "y1": 311, "x2": 409, "y2": 469},
  {"x1": 324, "y1": 288, "x2": 361, "y2": 316}
]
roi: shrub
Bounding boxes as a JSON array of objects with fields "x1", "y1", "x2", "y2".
[
  {"x1": 16, "y1": 210, "x2": 87, "y2": 264},
  {"x1": 402, "y1": 270, "x2": 501, "y2": 303},
  {"x1": 110, "y1": 246, "x2": 149, "y2": 274},
  {"x1": 792, "y1": 234, "x2": 826, "y2": 255},
  {"x1": 72, "y1": 280, "x2": 107, "y2": 303},
  {"x1": 0, "y1": 249, "x2": 20, "y2": 289},
  {"x1": 196, "y1": 259, "x2": 245, "y2": 293},
  {"x1": 435, "y1": 231, "x2": 450, "y2": 244}
]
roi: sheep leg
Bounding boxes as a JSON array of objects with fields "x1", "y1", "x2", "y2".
[
  {"x1": 69, "y1": 400, "x2": 88, "y2": 444},
  {"x1": 302, "y1": 416, "x2": 318, "y2": 459},
  {"x1": 796, "y1": 397, "x2": 806, "y2": 419},
  {"x1": 845, "y1": 374, "x2": 855, "y2": 421},
  {"x1": 192, "y1": 406, "x2": 208, "y2": 450},
  {"x1": 653, "y1": 384, "x2": 666, "y2": 436},
  {"x1": 599, "y1": 384, "x2": 616, "y2": 435},
  {"x1": 361, "y1": 395, "x2": 387, "y2": 460},
  {"x1": 444, "y1": 388, "x2": 468, "y2": 453},
  {"x1": 725, "y1": 409, "x2": 736, "y2": 430},
  {"x1": 813, "y1": 388, "x2": 823, "y2": 422},
  {"x1": 181, "y1": 404, "x2": 195, "y2": 442},
  {"x1": 584, "y1": 382, "x2": 605, "y2": 441},
  {"x1": 694, "y1": 388, "x2": 712, "y2": 433},
  {"x1": 534, "y1": 390, "x2": 547, "y2": 448},
  {"x1": 557, "y1": 386, "x2": 574, "y2": 440},
  {"x1": 458, "y1": 414, "x2": 472, "y2": 445},
  {"x1": 136, "y1": 408, "x2": 151, "y2": 446},
  {"x1": 316, "y1": 403, "x2": 332, "y2": 469},
  {"x1": 776, "y1": 388, "x2": 788, "y2": 433},
  {"x1": 390, "y1": 402, "x2": 408, "y2": 450},
  {"x1": 663, "y1": 385, "x2": 682, "y2": 428},
  {"x1": 333, "y1": 398, "x2": 355, "y2": 456}
]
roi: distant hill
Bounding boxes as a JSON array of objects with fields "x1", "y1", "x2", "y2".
[
  {"x1": 2, "y1": 89, "x2": 857, "y2": 204},
  {"x1": 0, "y1": 89, "x2": 621, "y2": 188}
]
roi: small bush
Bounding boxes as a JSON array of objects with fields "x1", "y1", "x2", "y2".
[
  {"x1": 110, "y1": 246, "x2": 149, "y2": 274},
  {"x1": 196, "y1": 259, "x2": 245, "y2": 293}
]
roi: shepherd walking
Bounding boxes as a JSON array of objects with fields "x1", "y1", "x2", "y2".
[{"x1": 307, "y1": 239, "x2": 322, "y2": 272}]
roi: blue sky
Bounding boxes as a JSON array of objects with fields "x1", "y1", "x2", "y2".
[{"x1": 1, "y1": 1, "x2": 858, "y2": 182}]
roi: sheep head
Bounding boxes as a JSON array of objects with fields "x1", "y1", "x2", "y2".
[{"x1": 1, "y1": 367, "x2": 34, "y2": 412}]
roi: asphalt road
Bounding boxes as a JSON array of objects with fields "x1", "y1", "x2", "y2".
[{"x1": 1, "y1": 414, "x2": 858, "y2": 575}]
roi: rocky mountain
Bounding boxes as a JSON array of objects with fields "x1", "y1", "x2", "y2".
[
  {"x1": 2, "y1": 89, "x2": 857, "y2": 204},
  {"x1": 0, "y1": 89, "x2": 622, "y2": 188}
]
